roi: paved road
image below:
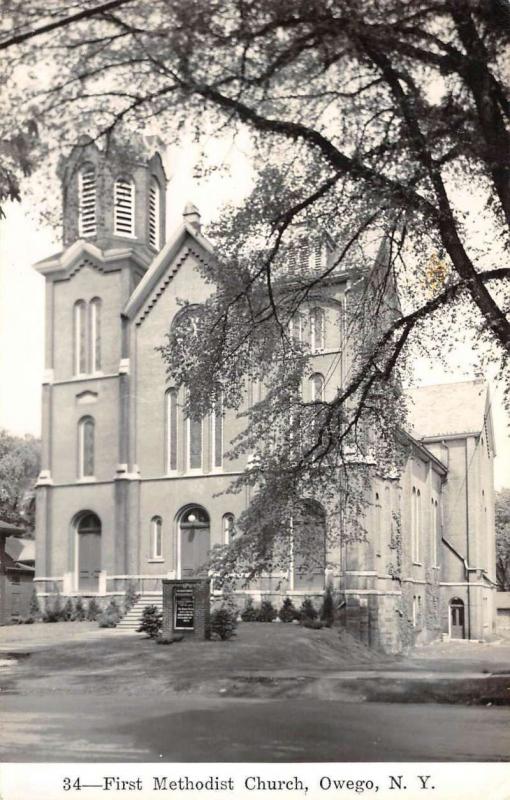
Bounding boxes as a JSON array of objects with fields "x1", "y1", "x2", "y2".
[{"x1": 1, "y1": 693, "x2": 509, "y2": 762}]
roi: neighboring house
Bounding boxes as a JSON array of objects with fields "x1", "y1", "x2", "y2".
[
  {"x1": 0, "y1": 521, "x2": 34, "y2": 624},
  {"x1": 32, "y1": 136, "x2": 497, "y2": 652}
]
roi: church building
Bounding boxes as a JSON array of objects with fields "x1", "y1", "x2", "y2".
[{"x1": 33, "y1": 136, "x2": 497, "y2": 652}]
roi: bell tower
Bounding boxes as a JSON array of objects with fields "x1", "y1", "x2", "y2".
[{"x1": 58, "y1": 134, "x2": 167, "y2": 256}]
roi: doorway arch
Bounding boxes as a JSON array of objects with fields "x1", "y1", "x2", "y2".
[
  {"x1": 177, "y1": 506, "x2": 210, "y2": 578},
  {"x1": 75, "y1": 512, "x2": 101, "y2": 591},
  {"x1": 449, "y1": 597, "x2": 465, "y2": 639}
]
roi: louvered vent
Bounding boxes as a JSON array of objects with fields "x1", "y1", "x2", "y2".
[
  {"x1": 78, "y1": 167, "x2": 96, "y2": 237},
  {"x1": 149, "y1": 177, "x2": 160, "y2": 249},
  {"x1": 114, "y1": 178, "x2": 135, "y2": 237}
]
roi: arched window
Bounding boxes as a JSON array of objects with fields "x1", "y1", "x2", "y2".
[
  {"x1": 151, "y1": 516, "x2": 163, "y2": 560},
  {"x1": 114, "y1": 176, "x2": 135, "y2": 237},
  {"x1": 73, "y1": 300, "x2": 87, "y2": 375},
  {"x1": 212, "y1": 395, "x2": 224, "y2": 469},
  {"x1": 223, "y1": 513, "x2": 235, "y2": 545},
  {"x1": 187, "y1": 414, "x2": 202, "y2": 471},
  {"x1": 89, "y1": 297, "x2": 101, "y2": 372},
  {"x1": 412, "y1": 488, "x2": 421, "y2": 563},
  {"x1": 374, "y1": 491, "x2": 381, "y2": 556},
  {"x1": 78, "y1": 416, "x2": 95, "y2": 478},
  {"x1": 78, "y1": 165, "x2": 96, "y2": 237},
  {"x1": 166, "y1": 389, "x2": 178, "y2": 472},
  {"x1": 289, "y1": 312, "x2": 304, "y2": 344},
  {"x1": 149, "y1": 176, "x2": 161, "y2": 249},
  {"x1": 310, "y1": 373, "x2": 325, "y2": 402},
  {"x1": 431, "y1": 498, "x2": 438, "y2": 565},
  {"x1": 310, "y1": 307, "x2": 325, "y2": 353}
]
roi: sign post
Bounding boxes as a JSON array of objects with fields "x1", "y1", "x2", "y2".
[{"x1": 162, "y1": 578, "x2": 210, "y2": 640}]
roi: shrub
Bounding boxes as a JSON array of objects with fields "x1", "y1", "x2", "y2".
[
  {"x1": 258, "y1": 599, "x2": 277, "y2": 622},
  {"x1": 62, "y1": 598, "x2": 74, "y2": 621},
  {"x1": 302, "y1": 618, "x2": 324, "y2": 630},
  {"x1": 19, "y1": 616, "x2": 34, "y2": 624},
  {"x1": 124, "y1": 581, "x2": 139, "y2": 613},
  {"x1": 299, "y1": 596, "x2": 318, "y2": 622},
  {"x1": 240, "y1": 596, "x2": 259, "y2": 622},
  {"x1": 209, "y1": 606, "x2": 238, "y2": 640},
  {"x1": 72, "y1": 597, "x2": 86, "y2": 621},
  {"x1": 156, "y1": 633, "x2": 183, "y2": 645},
  {"x1": 279, "y1": 597, "x2": 299, "y2": 623},
  {"x1": 86, "y1": 598, "x2": 101, "y2": 621},
  {"x1": 320, "y1": 585, "x2": 335, "y2": 628},
  {"x1": 136, "y1": 605, "x2": 162, "y2": 638},
  {"x1": 98, "y1": 599, "x2": 122, "y2": 628},
  {"x1": 29, "y1": 589, "x2": 41, "y2": 619},
  {"x1": 43, "y1": 593, "x2": 64, "y2": 622},
  {"x1": 98, "y1": 611, "x2": 118, "y2": 628}
]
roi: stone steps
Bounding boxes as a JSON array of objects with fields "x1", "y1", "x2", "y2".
[{"x1": 117, "y1": 594, "x2": 163, "y2": 630}]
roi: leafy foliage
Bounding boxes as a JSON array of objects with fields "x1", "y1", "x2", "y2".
[
  {"x1": 0, "y1": 430, "x2": 40, "y2": 531},
  {"x1": 98, "y1": 598, "x2": 122, "y2": 628},
  {"x1": 124, "y1": 581, "x2": 139, "y2": 614},
  {"x1": 240, "y1": 596, "x2": 259, "y2": 622},
  {"x1": 62, "y1": 598, "x2": 74, "y2": 621},
  {"x1": 496, "y1": 489, "x2": 510, "y2": 591},
  {"x1": 29, "y1": 588, "x2": 41, "y2": 619}
]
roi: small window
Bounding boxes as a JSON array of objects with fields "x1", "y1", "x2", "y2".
[
  {"x1": 310, "y1": 373, "x2": 325, "y2": 402},
  {"x1": 151, "y1": 516, "x2": 163, "y2": 560},
  {"x1": 310, "y1": 307, "x2": 325, "y2": 353},
  {"x1": 223, "y1": 513, "x2": 235, "y2": 545},
  {"x1": 73, "y1": 300, "x2": 87, "y2": 375},
  {"x1": 78, "y1": 165, "x2": 96, "y2": 237},
  {"x1": 166, "y1": 389, "x2": 178, "y2": 472},
  {"x1": 78, "y1": 416, "x2": 95, "y2": 478},
  {"x1": 114, "y1": 177, "x2": 135, "y2": 237},
  {"x1": 149, "y1": 177, "x2": 161, "y2": 249},
  {"x1": 89, "y1": 297, "x2": 101, "y2": 372}
]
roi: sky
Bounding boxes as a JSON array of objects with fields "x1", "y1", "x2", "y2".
[{"x1": 0, "y1": 133, "x2": 509, "y2": 489}]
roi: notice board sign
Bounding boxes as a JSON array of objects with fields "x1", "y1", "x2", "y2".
[{"x1": 174, "y1": 589, "x2": 195, "y2": 629}]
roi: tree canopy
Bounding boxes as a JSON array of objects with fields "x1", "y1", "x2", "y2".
[
  {"x1": 1, "y1": 0, "x2": 509, "y2": 573},
  {"x1": 0, "y1": 429, "x2": 40, "y2": 531},
  {"x1": 496, "y1": 487, "x2": 510, "y2": 591}
]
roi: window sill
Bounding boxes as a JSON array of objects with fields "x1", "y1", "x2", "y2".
[
  {"x1": 77, "y1": 477, "x2": 97, "y2": 484},
  {"x1": 148, "y1": 558, "x2": 164, "y2": 564},
  {"x1": 412, "y1": 561, "x2": 423, "y2": 567}
]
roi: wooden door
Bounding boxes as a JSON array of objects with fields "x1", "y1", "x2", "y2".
[
  {"x1": 450, "y1": 600, "x2": 465, "y2": 639},
  {"x1": 78, "y1": 514, "x2": 101, "y2": 591},
  {"x1": 180, "y1": 514, "x2": 210, "y2": 578}
]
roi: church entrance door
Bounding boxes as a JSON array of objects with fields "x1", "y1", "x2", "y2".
[
  {"x1": 450, "y1": 598, "x2": 465, "y2": 639},
  {"x1": 77, "y1": 512, "x2": 101, "y2": 592},
  {"x1": 179, "y1": 507, "x2": 210, "y2": 578}
]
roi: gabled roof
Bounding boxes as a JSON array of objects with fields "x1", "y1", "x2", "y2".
[
  {"x1": 405, "y1": 379, "x2": 493, "y2": 447},
  {"x1": 34, "y1": 239, "x2": 151, "y2": 275},
  {"x1": 5, "y1": 537, "x2": 35, "y2": 564},
  {"x1": 123, "y1": 221, "x2": 215, "y2": 321}
]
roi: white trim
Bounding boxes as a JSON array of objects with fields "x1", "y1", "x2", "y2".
[
  {"x1": 119, "y1": 358, "x2": 130, "y2": 374},
  {"x1": 441, "y1": 581, "x2": 493, "y2": 588},
  {"x1": 344, "y1": 570, "x2": 377, "y2": 576},
  {"x1": 344, "y1": 589, "x2": 402, "y2": 596}
]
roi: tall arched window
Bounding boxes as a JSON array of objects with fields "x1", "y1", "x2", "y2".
[
  {"x1": 89, "y1": 297, "x2": 101, "y2": 372},
  {"x1": 310, "y1": 373, "x2": 325, "y2": 402},
  {"x1": 149, "y1": 176, "x2": 161, "y2": 249},
  {"x1": 374, "y1": 491, "x2": 381, "y2": 556},
  {"x1": 431, "y1": 497, "x2": 438, "y2": 565},
  {"x1": 412, "y1": 488, "x2": 421, "y2": 562},
  {"x1": 151, "y1": 516, "x2": 163, "y2": 560},
  {"x1": 212, "y1": 396, "x2": 224, "y2": 469},
  {"x1": 74, "y1": 300, "x2": 87, "y2": 375},
  {"x1": 78, "y1": 165, "x2": 97, "y2": 237},
  {"x1": 78, "y1": 416, "x2": 95, "y2": 478},
  {"x1": 166, "y1": 389, "x2": 178, "y2": 472},
  {"x1": 114, "y1": 176, "x2": 135, "y2": 237},
  {"x1": 223, "y1": 513, "x2": 235, "y2": 545},
  {"x1": 187, "y1": 415, "x2": 202, "y2": 471},
  {"x1": 310, "y1": 307, "x2": 325, "y2": 353}
]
